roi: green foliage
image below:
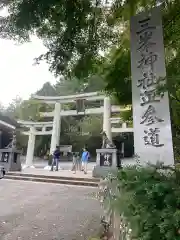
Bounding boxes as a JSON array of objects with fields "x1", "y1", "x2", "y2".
[
  {"x1": 1, "y1": 0, "x2": 180, "y2": 96},
  {"x1": 119, "y1": 108, "x2": 132, "y2": 123},
  {"x1": 1, "y1": 0, "x2": 117, "y2": 77},
  {"x1": 62, "y1": 115, "x2": 102, "y2": 153},
  {"x1": 108, "y1": 164, "x2": 180, "y2": 240}
]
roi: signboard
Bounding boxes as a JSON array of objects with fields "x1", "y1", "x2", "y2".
[
  {"x1": 130, "y1": 6, "x2": 174, "y2": 165},
  {"x1": 59, "y1": 145, "x2": 72, "y2": 152},
  {"x1": 100, "y1": 153, "x2": 112, "y2": 167}
]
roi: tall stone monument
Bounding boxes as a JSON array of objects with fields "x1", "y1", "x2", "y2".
[{"x1": 130, "y1": 6, "x2": 174, "y2": 165}]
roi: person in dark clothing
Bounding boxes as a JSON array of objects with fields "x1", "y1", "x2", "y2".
[
  {"x1": 116, "y1": 149, "x2": 122, "y2": 169},
  {"x1": 51, "y1": 146, "x2": 60, "y2": 171},
  {"x1": 0, "y1": 166, "x2": 5, "y2": 179}
]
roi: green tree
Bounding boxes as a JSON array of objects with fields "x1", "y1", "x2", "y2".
[
  {"x1": 63, "y1": 115, "x2": 102, "y2": 154},
  {"x1": 36, "y1": 81, "x2": 57, "y2": 96},
  {"x1": 0, "y1": 0, "x2": 117, "y2": 78}
]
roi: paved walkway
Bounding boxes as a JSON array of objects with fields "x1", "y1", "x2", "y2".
[
  {"x1": 22, "y1": 161, "x2": 96, "y2": 171},
  {"x1": 20, "y1": 157, "x2": 135, "y2": 169},
  {"x1": 0, "y1": 180, "x2": 102, "y2": 240}
]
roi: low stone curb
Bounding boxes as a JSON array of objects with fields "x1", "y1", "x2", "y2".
[
  {"x1": 6, "y1": 172, "x2": 100, "y2": 182},
  {"x1": 4, "y1": 175, "x2": 99, "y2": 187}
]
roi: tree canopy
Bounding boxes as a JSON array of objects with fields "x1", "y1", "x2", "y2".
[
  {"x1": 0, "y1": 0, "x2": 118, "y2": 78},
  {"x1": 0, "y1": 1, "x2": 180, "y2": 100}
]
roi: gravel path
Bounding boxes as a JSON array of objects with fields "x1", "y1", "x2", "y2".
[{"x1": 0, "y1": 180, "x2": 102, "y2": 240}]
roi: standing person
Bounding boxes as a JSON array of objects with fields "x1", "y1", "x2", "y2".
[
  {"x1": 76, "y1": 152, "x2": 81, "y2": 171},
  {"x1": 71, "y1": 152, "x2": 76, "y2": 172},
  {"x1": 51, "y1": 146, "x2": 60, "y2": 171},
  {"x1": 81, "y1": 148, "x2": 90, "y2": 174},
  {"x1": 71, "y1": 152, "x2": 78, "y2": 174}
]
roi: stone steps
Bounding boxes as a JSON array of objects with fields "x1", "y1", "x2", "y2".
[
  {"x1": 4, "y1": 172, "x2": 100, "y2": 187},
  {"x1": 6, "y1": 172, "x2": 100, "y2": 182}
]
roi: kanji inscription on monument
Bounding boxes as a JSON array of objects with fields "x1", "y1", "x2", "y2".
[
  {"x1": 130, "y1": 6, "x2": 174, "y2": 165},
  {"x1": 100, "y1": 153, "x2": 112, "y2": 167}
]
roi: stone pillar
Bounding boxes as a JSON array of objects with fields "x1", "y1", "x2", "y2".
[
  {"x1": 25, "y1": 126, "x2": 36, "y2": 167},
  {"x1": 103, "y1": 97, "x2": 112, "y2": 141},
  {"x1": 50, "y1": 102, "x2": 61, "y2": 154}
]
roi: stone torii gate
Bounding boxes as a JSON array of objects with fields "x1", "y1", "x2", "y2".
[
  {"x1": 33, "y1": 92, "x2": 130, "y2": 154},
  {"x1": 110, "y1": 118, "x2": 133, "y2": 133},
  {"x1": 19, "y1": 92, "x2": 132, "y2": 168}
]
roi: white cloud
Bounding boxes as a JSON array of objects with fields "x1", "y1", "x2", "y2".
[{"x1": 0, "y1": 36, "x2": 57, "y2": 106}]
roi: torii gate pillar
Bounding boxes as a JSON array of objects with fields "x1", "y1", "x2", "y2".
[
  {"x1": 103, "y1": 97, "x2": 112, "y2": 141},
  {"x1": 50, "y1": 102, "x2": 61, "y2": 154},
  {"x1": 25, "y1": 126, "x2": 36, "y2": 167}
]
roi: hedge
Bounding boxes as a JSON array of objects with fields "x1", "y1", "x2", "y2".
[{"x1": 99, "y1": 163, "x2": 180, "y2": 240}]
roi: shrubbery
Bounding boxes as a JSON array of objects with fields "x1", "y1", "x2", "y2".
[{"x1": 102, "y1": 164, "x2": 180, "y2": 240}]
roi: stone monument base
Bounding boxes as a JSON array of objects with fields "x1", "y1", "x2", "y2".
[
  {"x1": 93, "y1": 148, "x2": 117, "y2": 178},
  {"x1": 0, "y1": 148, "x2": 22, "y2": 172},
  {"x1": 92, "y1": 165, "x2": 117, "y2": 178}
]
